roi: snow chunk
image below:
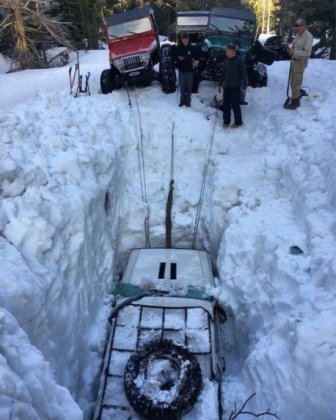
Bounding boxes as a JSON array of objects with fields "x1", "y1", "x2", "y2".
[{"x1": 0, "y1": 308, "x2": 82, "y2": 420}]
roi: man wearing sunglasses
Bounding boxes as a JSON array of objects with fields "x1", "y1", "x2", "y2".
[{"x1": 284, "y1": 18, "x2": 313, "y2": 110}]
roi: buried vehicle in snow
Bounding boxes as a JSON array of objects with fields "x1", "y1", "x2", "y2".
[
  {"x1": 101, "y1": 7, "x2": 176, "y2": 94},
  {"x1": 172, "y1": 7, "x2": 277, "y2": 91},
  {"x1": 94, "y1": 248, "x2": 226, "y2": 419}
]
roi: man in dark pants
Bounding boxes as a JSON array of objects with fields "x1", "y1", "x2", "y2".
[
  {"x1": 175, "y1": 34, "x2": 199, "y2": 107},
  {"x1": 218, "y1": 43, "x2": 248, "y2": 128}
]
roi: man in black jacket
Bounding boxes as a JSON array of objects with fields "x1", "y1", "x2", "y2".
[
  {"x1": 175, "y1": 34, "x2": 199, "y2": 107},
  {"x1": 218, "y1": 43, "x2": 248, "y2": 128}
]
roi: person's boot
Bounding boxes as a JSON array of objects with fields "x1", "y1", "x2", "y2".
[
  {"x1": 299, "y1": 88, "x2": 308, "y2": 99},
  {"x1": 284, "y1": 98, "x2": 299, "y2": 110}
]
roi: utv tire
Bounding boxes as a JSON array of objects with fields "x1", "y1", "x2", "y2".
[
  {"x1": 250, "y1": 62, "x2": 268, "y2": 88},
  {"x1": 124, "y1": 339, "x2": 202, "y2": 420},
  {"x1": 101, "y1": 69, "x2": 115, "y2": 94},
  {"x1": 141, "y1": 80, "x2": 151, "y2": 87},
  {"x1": 159, "y1": 45, "x2": 177, "y2": 94}
]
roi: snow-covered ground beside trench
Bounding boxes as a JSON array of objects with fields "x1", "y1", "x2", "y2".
[{"x1": 0, "y1": 50, "x2": 335, "y2": 419}]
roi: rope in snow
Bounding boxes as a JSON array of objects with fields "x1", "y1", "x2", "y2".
[
  {"x1": 165, "y1": 123, "x2": 175, "y2": 248},
  {"x1": 133, "y1": 85, "x2": 150, "y2": 248},
  {"x1": 125, "y1": 83, "x2": 132, "y2": 108},
  {"x1": 192, "y1": 105, "x2": 218, "y2": 249},
  {"x1": 170, "y1": 122, "x2": 175, "y2": 181}
]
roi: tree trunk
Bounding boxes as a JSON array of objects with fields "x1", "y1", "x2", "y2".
[
  {"x1": 330, "y1": 39, "x2": 335, "y2": 60},
  {"x1": 12, "y1": 0, "x2": 31, "y2": 69},
  {"x1": 279, "y1": 0, "x2": 287, "y2": 35}
]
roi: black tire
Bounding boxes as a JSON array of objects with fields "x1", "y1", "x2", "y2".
[
  {"x1": 248, "y1": 62, "x2": 267, "y2": 88},
  {"x1": 159, "y1": 45, "x2": 177, "y2": 94},
  {"x1": 100, "y1": 69, "x2": 114, "y2": 94},
  {"x1": 124, "y1": 339, "x2": 202, "y2": 419},
  {"x1": 192, "y1": 69, "x2": 202, "y2": 93},
  {"x1": 141, "y1": 80, "x2": 151, "y2": 87}
]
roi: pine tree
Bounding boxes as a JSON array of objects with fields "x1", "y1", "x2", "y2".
[
  {"x1": 244, "y1": 0, "x2": 275, "y2": 35},
  {"x1": 0, "y1": 0, "x2": 69, "y2": 69},
  {"x1": 54, "y1": 0, "x2": 105, "y2": 49}
]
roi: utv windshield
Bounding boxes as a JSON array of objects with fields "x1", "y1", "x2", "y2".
[
  {"x1": 108, "y1": 17, "x2": 153, "y2": 39},
  {"x1": 208, "y1": 16, "x2": 254, "y2": 36},
  {"x1": 177, "y1": 15, "x2": 209, "y2": 27}
]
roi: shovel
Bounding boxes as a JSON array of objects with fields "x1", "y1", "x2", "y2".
[{"x1": 283, "y1": 60, "x2": 292, "y2": 108}]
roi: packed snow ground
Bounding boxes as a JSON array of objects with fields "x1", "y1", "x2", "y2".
[{"x1": 0, "y1": 49, "x2": 335, "y2": 420}]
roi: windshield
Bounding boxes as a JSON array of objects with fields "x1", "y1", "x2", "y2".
[
  {"x1": 208, "y1": 16, "x2": 254, "y2": 36},
  {"x1": 177, "y1": 15, "x2": 209, "y2": 27},
  {"x1": 108, "y1": 17, "x2": 153, "y2": 39}
]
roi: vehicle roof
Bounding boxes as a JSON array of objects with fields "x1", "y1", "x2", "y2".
[
  {"x1": 210, "y1": 7, "x2": 256, "y2": 22},
  {"x1": 175, "y1": 11, "x2": 210, "y2": 35},
  {"x1": 106, "y1": 7, "x2": 154, "y2": 26},
  {"x1": 121, "y1": 248, "x2": 214, "y2": 289},
  {"x1": 177, "y1": 10, "x2": 210, "y2": 17}
]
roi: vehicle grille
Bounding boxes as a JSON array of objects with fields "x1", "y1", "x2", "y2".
[{"x1": 124, "y1": 55, "x2": 141, "y2": 69}]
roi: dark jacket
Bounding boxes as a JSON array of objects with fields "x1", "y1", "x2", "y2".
[
  {"x1": 219, "y1": 55, "x2": 248, "y2": 89},
  {"x1": 175, "y1": 44, "x2": 199, "y2": 73}
]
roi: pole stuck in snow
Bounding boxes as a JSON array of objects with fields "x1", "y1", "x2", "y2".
[
  {"x1": 165, "y1": 123, "x2": 175, "y2": 248},
  {"x1": 69, "y1": 51, "x2": 91, "y2": 98}
]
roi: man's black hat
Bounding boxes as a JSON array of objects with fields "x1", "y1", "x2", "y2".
[{"x1": 226, "y1": 42, "x2": 236, "y2": 50}]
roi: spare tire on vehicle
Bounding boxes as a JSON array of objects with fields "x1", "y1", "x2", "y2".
[
  {"x1": 159, "y1": 44, "x2": 177, "y2": 94},
  {"x1": 124, "y1": 339, "x2": 202, "y2": 419}
]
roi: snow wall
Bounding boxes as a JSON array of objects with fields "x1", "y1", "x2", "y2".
[{"x1": 0, "y1": 93, "x2": 129, "y2": 417}]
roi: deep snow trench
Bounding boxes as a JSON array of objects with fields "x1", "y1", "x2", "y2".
[{"x1": 0, "y1": 52, "x2": 335, "y2": 420}]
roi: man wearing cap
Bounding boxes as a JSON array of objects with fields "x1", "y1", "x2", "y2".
[
  {"x1": 218, "y1": 43, "x2": 248, "y2": 128},
  {"x1": 284, "y1": 18, "x2": 313, "y2": 110},
  {"x1": 175, "y1": 34, "x2": 199, "y2": 107}
]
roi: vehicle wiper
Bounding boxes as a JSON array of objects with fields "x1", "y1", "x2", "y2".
[
  {"x1": 126, "y1": 30, "x2": 142, "y2": 36},
  {"x1": 208, "y1": 23, "x2": 223, "y2": 34},
  {"x1": 108, "y1": 34, "x2": 121, "y2": 40},
  {"x1": 228, "y1": 25, "x2": 241, "y2": 35}
]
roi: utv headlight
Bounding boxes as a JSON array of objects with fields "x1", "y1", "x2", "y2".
[
  {"x1": 113, "y1": 58, "x2": 124, "y2": 68},
  {"x1": 139, "y1": 52, "x2": 150, "y2": 63}
]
